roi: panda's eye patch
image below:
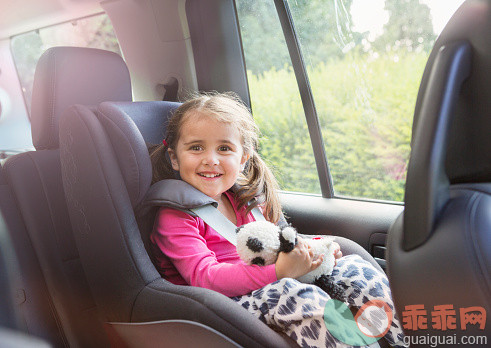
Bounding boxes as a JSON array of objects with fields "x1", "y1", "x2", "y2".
[
  {"x1": 251, "y1": 257, "x2": 265, "y2": 266},
  {"x1": 246, "y1": 237, "x2": 264, "y2": 252}
]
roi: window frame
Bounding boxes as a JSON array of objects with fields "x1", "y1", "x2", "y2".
[{"x1": 271, "y1": 0, "x2": 335, "y2": 198}]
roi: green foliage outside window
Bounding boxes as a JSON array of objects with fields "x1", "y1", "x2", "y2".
[
  {"x1": 248, "y1": 51, "x2": 426, "y2": 201},
  {"x1": 237, "y1": 0, "x2": 436, "y2": 202}
]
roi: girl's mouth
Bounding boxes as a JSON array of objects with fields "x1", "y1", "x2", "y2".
[{"x1": 198, "y1": 173, "x2": 222, "y2": 178}]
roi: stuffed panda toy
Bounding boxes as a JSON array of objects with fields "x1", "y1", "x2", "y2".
[{"x1": 236, "y1": 221, "x2": 346, "y2": 302}]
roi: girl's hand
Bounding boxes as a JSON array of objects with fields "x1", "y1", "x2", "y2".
[
  {"x1": 275, "y1": 237, "x2": 323, "y2": 280},
  {"x1": 332, "y1": 241, "x2": 342, "y2": 266}
]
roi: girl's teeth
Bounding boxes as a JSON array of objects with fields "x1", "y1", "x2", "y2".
[{"x1": 200, "y1": 173, "x2": 220, "y2": 178}]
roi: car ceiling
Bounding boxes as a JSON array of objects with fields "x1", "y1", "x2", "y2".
[
  {"x1": 0, "y1": 0, "x2": 197, "y2": 102},
  {"x1": 0, "y1": 0, "x2": 102, "y2": 40}
]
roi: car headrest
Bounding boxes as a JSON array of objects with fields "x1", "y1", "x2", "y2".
[
  {"x1": 31, "y1": 47, "x2": 132, "y2": 150},
  {"x1": 94, "y1": 101, "x2": 181, "y2": 207},
  {"x1": 412, "y1": 0, "x2": 491, "y2": 184},
  {"x1": 97, "y1": 101, "x2": 181, "y2": 145}
]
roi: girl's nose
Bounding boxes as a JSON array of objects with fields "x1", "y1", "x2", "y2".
[{"x1": 202, "y1": 150, "x2": 219, "y2": 165}]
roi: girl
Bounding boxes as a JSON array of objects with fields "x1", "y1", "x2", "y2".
[{"x1": 149, "y1": 92, "x2": 404, "y2": 347}]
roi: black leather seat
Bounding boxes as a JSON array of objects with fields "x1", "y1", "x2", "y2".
[
  {"x1": 387, "y1": 0, "x2": 490, "y2": 341},
  {"x1": 0, "y1": 161, "x2": 65, "y2": 346},
  {"x1": 0, "y1": 208, "x2": 51, "y2": 348},
  {"x1": 1, "y1": 46, "x2": 132, "y2": 347},
  {"x1": 0, "y1": 187, "x2": 23, "y2": 333}
]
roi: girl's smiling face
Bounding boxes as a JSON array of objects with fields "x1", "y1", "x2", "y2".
[{"x1": 167, "y1": 111, "x2": 249, "y2": 201}]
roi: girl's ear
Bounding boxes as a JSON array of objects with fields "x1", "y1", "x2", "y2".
[{"x1": 167, "y1": 148, "x2": 180, "y2": 171}]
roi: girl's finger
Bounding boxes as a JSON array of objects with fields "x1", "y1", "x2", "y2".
[
  {"x1": 331, "y1": 242, "x2": 340, "y2": 254},
  {"x1": 311, "y1": 254, "x2": 324, "y2": 270}
]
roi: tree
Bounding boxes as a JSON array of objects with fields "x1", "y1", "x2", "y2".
[
  {"x1": 236, "y1": 0, "x2": 355, "y2": 74},
  {"x1": 11, "y1": 32, "x2": 44, "y2": 114},
  {"x1": 373, "y1": 0, "x2": 435, "y2": 53},
  {"x1": 87, "y1": 15, "x2": 121, "y2": 55}
]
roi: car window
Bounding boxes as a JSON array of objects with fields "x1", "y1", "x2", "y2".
[
  {"x1": 10, "y1": 13, "x2": 121, "y2": 116},
  {"x1": 236, "y1": 1, "x2": 322, "y2": 194},
  {"x1": 236, "y1": 0, "x2": 465, "y2": 202}
]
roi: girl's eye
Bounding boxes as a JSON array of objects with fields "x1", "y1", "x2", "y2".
[
  {"x1": 218, "y1": 145, "x2": 231, "y2": 152},
  {"x1": 190, "y1": 145, "x2": 203, "y2": 151}
]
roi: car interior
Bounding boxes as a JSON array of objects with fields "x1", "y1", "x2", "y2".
[{"x1": 0, "y1": 0, "x2": 489, "y2": 347}]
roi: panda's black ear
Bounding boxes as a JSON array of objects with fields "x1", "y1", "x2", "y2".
[
  {"x1": 236, "y1": 225, "x2": 245, "y2": 234},
  {"x1": 279, "y1": 225, "x2": 296, "y2": 253}
]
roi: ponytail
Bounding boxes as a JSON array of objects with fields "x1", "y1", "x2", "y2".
[
  {"x1": 149, "y1": 142, "x2": 175, "y2": 184},
  {"x1": 236, "y1": 150, "x2": 282, "y2": 224}
]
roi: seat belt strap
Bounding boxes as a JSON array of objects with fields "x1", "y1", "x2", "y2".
[
  {"x1": 251, "y1": 206, "x2": 266, "y2": 222},
  {"x1": 189, "y1": 205, "x2": 265, "y2": 246}
]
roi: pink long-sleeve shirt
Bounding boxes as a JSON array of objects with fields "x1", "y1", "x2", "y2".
[{"x1": 150, "y1": 191, "x2": 277, "y2": 297}]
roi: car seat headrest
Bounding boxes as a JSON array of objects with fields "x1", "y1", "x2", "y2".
[
  {"x1": 31, "y1": 47, "x2": 132, "y2": 150},
  {"x1": 98, "y1": 101, "x2": 181, "y2": 145},
  {"x1": 412, "y1": 0, "x2": 491, "y2": 184},
  {"x1": 94, "y1": 101, "x2": 181, "y2": 207}
]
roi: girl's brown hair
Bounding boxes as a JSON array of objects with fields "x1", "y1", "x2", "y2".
[{"x1": 149, "y1": 92, "x2": 282, "y2": 223}]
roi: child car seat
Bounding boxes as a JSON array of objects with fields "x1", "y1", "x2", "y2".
[
  {"x1": 60, "y1": 96, "x2": 394, "y2": 346},
  {"x1": 59, "y1": 100, "x2": 299, "y2": 347}
]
